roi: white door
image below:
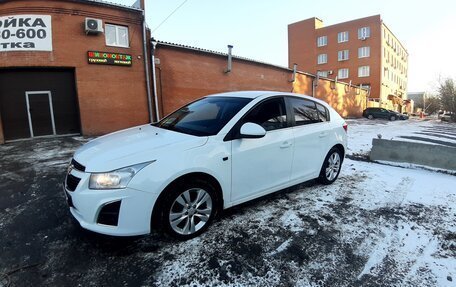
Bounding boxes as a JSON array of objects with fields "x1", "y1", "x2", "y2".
[
  {"x1": 231, "y1": 97, "x2": 293, "y2": 202},
  {"x1": 287, "y1": 97, "x2": 329, "y2": 181},
  {"x1": 25, "y1": 91, "x2": 56, "y2": 137}
]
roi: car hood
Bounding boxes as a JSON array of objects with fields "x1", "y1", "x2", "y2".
[{"x1": 74, "y1": 124, "x2": 208, "y2": 172}]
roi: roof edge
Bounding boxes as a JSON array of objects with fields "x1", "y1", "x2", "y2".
[
  {"x1": 154, "y1": 40, "x2": 370, "y2": 91},
  {"x1": 155, "y1": 40, "x2": 296, "y2": 72}
]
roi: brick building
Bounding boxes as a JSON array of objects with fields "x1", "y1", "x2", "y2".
[
  {"x1": 0, "y1": 0, "x2": 371, "y2": 144},
  {"x1": 288, "y1": 15, "x2": 409, "y2": 112},
  {"x1": 154, "y1": 41, "x2": 368, "y2": 119},
  {"x1": 0, "y1": 0, "x2": 151, "y2": 143}
]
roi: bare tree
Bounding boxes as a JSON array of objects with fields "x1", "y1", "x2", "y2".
[
  {"x1": 438, "y1": 78, "x2": 456, "y2": 121},
  {"x1": 424, "y1": 96, "x2": 441, "y2": 115}
]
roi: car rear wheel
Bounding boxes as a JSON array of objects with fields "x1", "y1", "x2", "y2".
[
  {"x1": 368, "y1": 114, "x2": 374, "y2": 120},
  {"x1": 161, "y1": 179, "x2": 217, "y2": 240},
  {"x1": 318, "y1": 148, "x2": 343, "y2": 185},
  {"x1": 390, "y1": 115, "x2": 396, "y2": 121}
]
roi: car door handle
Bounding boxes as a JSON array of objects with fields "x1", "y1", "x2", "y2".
[
  {"x1": 319, "y1": 132, "x2": 328, "y2": 138},
  {"x1": 280, "y1": 141, "x2": 293, "y2": 149}
]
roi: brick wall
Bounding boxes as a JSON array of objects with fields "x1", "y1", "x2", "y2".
[
  {"x1": 0, "y1": 0, "x2": 149, "y2": 141},
  {"x1": 155, "y1": 44, "x2": 368, "y2": 119}
]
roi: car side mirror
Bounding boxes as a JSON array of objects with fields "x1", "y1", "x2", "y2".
[{"x1": 239, "y1": 123, "x2": 266, "y2": 139}]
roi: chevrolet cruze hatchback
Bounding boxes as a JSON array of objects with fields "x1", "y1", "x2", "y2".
[{"x1": 64, "y1": 91, "x2": 347, "y2": 239}]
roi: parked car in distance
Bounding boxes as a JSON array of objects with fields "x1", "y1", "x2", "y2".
[
  {"x1": 64, "y1": 91, "x2": 347, "y2": 239},
  {"x1": 362, "y1": 107, "x2": 408, "y2": 121},
  {"x1": 441, "y1": 113, "x2": 454, "y2": 122}
]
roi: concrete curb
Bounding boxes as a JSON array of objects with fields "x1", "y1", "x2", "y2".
[{"x1": 370, "y1": 138, "x2": 456, "y2": 171}]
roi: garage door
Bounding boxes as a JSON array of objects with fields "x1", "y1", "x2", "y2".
[{"x1": 0, "y1": 69, "x2": 80, "y2": 141}]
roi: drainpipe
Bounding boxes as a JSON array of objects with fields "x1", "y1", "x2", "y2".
[
  {"x1": 224, "y1": 45, "x2": 233, "y2": 73},
  {"x1": 141, "y1": 9, "x2": 153, "y2": 123},
  {"x1": 151, "y1": 38, "x2": 160, "y2": 121},
  {"x1": 312, "y1": 72, "x2": 320, "y2": 97},
  {"x1": 289, "y1": 63, "x2": 297, "y2": 82}
]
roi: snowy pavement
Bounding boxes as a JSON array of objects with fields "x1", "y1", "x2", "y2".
[
  {"x1": 0, "y1": 120, "x2": 455, "y2": 286},
  {"x1": 347, "y1": 118, "x2": 456, "y2": 156}
]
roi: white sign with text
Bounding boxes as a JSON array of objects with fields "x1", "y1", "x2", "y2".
[{"x1": 0, "y1": 15, "x2": 52, "y2": 52}]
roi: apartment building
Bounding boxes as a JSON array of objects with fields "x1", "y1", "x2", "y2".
[{"x1": 288, "y1": 15, "x2": 408, "y2": 111}]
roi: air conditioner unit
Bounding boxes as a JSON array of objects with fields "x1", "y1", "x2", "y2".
[
  {"x1": 85, "y1": 18, "x2": 103, "y2": 34},
  {"x1": 328, "y1": 70, "x2": 334, "y2": 75},
  {"x1": 360, "y1": 36, "x2": 367, "y2": 41}
]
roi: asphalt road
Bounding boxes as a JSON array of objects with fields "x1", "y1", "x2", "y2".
[{"x1": 0, "y1": 131, "x2": 455, "y2": 286}]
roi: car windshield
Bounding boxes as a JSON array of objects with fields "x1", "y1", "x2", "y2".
[{"x1": 154, "y1": 96, "x2": 252, "y2": 136}]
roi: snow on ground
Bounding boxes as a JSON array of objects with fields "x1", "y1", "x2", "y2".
[
  {"x1": 347, "y1": 118, "x2": 456, "y2": 156},
  {"x1": 1, "y1": 121, "x2": 455, "y2": 286},
  {"x1": 143, "y1": 158, "x2": 456, "y2": 286}
]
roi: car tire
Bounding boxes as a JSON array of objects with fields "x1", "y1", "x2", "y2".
[
  {"x1": 390, "y1": 116, "x2": 396, "y2": 121},
  {"x1": 367, "y1": 115, "x2": 374, "y2": 120},
  {"x1": 318, "y1": 148, "x2": 343, "y2": 185},
  {"x1": 160, "y1": 178, "x2": 218, "y2": 240}
]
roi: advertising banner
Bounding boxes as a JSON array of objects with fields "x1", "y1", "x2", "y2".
[{"x1": 0, "y1": 15, "x2": 52, "y2": 52}]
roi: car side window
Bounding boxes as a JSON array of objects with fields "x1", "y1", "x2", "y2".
[
  {"x1": 242, "y1": 98, "x2": 288, "y2": 131},
  {"x1": 316, "y1": 103, "x2": 330, "y2": 122},
  {"x1": 289, "y1": 97, "x2": 321, "y2": 125}
]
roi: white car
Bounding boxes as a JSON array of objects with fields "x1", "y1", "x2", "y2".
[{"x1": 64, "y1": 91, "x2": 347, "y2": 239}]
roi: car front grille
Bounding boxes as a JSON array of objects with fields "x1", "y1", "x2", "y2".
[{"x1": 66, "y1": 174, "x2": 81, "y2": 192}]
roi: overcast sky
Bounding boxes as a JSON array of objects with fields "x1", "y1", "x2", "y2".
[{"x1": 111, "y1": 0, "x2": 456, "y2": 93}]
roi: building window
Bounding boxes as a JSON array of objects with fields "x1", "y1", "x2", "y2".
[
  {"x1": 338, "y1": 68, "x2": 349, "y2": 79},
  {"x1": 317, "y1": 54, "x2": 327, "y2": 64},
  {"x1": 105, "y1": 24, "x2": 129, "y2": 47},
  {"x1": 360, "y1": 83, "x2": 371, "y2": 90},
  {"x1": 317, "y1": 36, "x2": 327, "y2": 47},
  {"x1": 358, "y1": 46, "x2": 370, "y2": 58},
  {"x1": 338, "y1": 50, "x2": 349, "y2": 61},
  {"x1": 358, "y1": 27, "x2": 370, "y2": 39},
  {"x1": 317, "y1": 71, "x2": 329, "y2": 77},
  {"x1": 358, "y1": 66, "x2": 370, "y2": 77},
  {"x1": 337, "y1": 31, "x2": 349, "y2": 43}
]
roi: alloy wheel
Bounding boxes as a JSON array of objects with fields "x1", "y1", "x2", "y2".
[
  {"x1": 325, "y1": 152, "x2": 341, "y2": 181},
  {"x1": 168, "y1": 188, "x2": 213, "y2": 235}
]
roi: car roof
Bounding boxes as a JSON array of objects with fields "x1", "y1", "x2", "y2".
[
  {"x1": 206, "y1": 91, "x2": 327, "y2": 104},
  {"x1": 207, "y1": 91, "x2": 286, "y2": 99},
  {"x1": 205, "y1": 91, "x2": 334, "y2": 109}
]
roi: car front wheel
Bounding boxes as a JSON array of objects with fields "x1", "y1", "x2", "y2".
[
  {"x1": 161, "y1": 179, "x2": 217, "y2": 240},
  {"x1": 318, "y1": 148, "x2": 343, "y2": 185},
  {"x1": 390, "y1": 115, "x2": 396, "y2": 121}
]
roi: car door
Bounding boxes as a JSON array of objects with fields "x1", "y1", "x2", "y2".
[
  {"x1": 230, "y1": 97, "x2": 293, "y2": 203},
  {"x1": 379, "y1": 108, "x2": 390, "y2": 119},
  {"x1": 287, "y1": 97, "x2": 328, "y2": 181},
  {"x1": 371, "y1": 108, "x2": 381, "y2": 118}
]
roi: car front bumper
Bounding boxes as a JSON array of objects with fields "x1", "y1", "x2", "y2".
[{"x1": 64, "y1": 168, "x2": 158, "y2": 236}]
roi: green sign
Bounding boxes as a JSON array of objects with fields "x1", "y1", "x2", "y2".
[{"x1": 87, "y1": 51, "x2": 132, "y2": 66}]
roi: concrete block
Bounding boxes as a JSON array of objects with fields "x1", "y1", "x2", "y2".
[{"x1": 370, "y1": 138, "x2": 456, "y2": 171}]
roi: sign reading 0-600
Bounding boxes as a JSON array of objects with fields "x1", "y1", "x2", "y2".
[{"x1": 0, "y1": 15, "x2": 53, "y2": 52}]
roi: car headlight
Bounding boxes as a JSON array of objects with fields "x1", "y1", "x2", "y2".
[{"x1": 89, "y1": 161, "x2": 153, "y2": 190}]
